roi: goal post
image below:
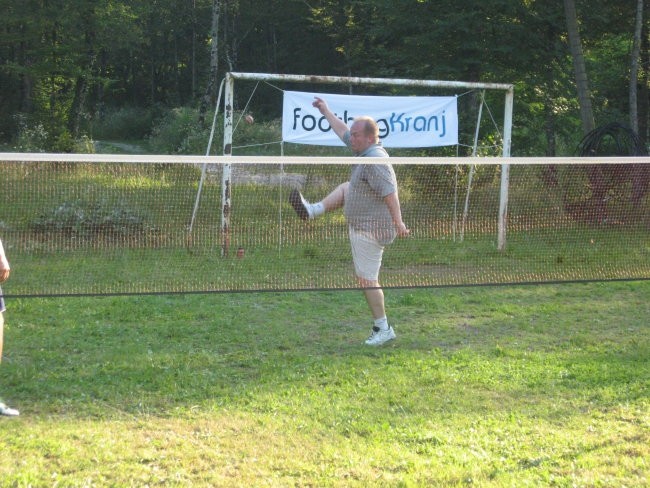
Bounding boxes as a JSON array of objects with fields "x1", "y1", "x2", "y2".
[{"x1": 218, "y1": 72, "x2": 514, "y2": 256}]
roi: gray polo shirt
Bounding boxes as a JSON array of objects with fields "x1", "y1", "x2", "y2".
[{"x1": 342, "y1": 131, "x2": 398, "y2": 245}]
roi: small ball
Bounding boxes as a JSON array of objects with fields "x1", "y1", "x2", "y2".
[{"x1": 244, "y1": 114, "x2": 254, "y2": 124}]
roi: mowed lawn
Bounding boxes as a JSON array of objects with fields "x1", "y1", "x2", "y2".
[{"x1": 0, "y1": 280, "x2": 648, "y2": 487}]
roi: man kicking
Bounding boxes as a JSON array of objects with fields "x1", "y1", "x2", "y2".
[{"x1": 290, "y1": 96, "x2": 409, "y2": 346}]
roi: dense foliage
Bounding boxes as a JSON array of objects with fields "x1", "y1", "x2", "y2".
[{"x1": 0, "y1": 0, "x2": 647, "y2": 156}]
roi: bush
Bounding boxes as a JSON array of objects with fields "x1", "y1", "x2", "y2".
[
  {"x1": 31, "y1": 199, "x2": 149, "y2": 236},
  {"x1": 92, "y1": 106, "x2": 156, "y2": 141},
  {"x1": 11, "y1": 114, "x2": 95, "y2": 153},
  {"x1": 148, "y1": 106, "x2": 213, "y2": 154},
  {"x1": 13, "y1": 115, "x2": 48, "y2": 152}
]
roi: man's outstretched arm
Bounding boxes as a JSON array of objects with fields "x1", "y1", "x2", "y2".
[{"x1": 312, "y1": 97, "x2": 349, "y2": 141}]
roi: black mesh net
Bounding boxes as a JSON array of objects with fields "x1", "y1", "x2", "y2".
[{"x1": 1, "y1": 156, "x2": 648, "y2": 297}]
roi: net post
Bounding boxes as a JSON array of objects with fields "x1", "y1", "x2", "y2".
[
  {"x1": 221, "y1": 73, "x2": 234, "y2": 257},
  {"x1": 498, "y1": 86, "x2": 514, "y2": 251}
]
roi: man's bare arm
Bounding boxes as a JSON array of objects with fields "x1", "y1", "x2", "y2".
[
  {"x1": 312, "y1": 97, "x2": 349, "y2": 140},
  {"x1": 384, "y1": 193, "x2": 410, "y2": 237}
]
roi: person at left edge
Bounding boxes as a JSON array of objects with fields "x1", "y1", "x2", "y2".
[{"x1": 0, "y1": 237, "x2": 19, "y2": 417}]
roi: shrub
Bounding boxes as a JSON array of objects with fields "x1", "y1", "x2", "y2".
[
  {"x1": 31, "y1": 199, "x2": 149, "y2": 236},
  {"x1": 13, "y1": 115, "x2": 48, "y2": 152},
  {"x1": 92, "y1": 106, "x2": 156, "y2": 141},
  {"x1": 148, "y1": 106, "x2": 212, "y2": 154},
  {"x1": 12, "y1": 114, "x2": 95, "y2": 153}
]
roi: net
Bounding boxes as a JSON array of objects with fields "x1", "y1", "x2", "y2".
[{"x1": 1, "y1": 153, "x2": 649, "y2": 297}]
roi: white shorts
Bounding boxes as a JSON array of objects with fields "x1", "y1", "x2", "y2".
[{"x1": 349, "y1": 226, "x2": 384, "y2": 282}]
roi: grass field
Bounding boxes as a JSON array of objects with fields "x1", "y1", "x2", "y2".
[
  {"x1": 1, "y1": 153, "x2": 648, "y2": 485},
  {"x1": 1, "y1": 280, "x2": 648, "y2": 486}
]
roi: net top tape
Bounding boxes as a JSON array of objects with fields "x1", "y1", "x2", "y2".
[{"x1": 2, "y1": 153, "x2": 649, "y2": 166}]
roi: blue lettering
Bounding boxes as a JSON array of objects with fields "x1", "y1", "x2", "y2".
[
  {"x1": 294, "y1": 106, "x2": 448, "y2": 139},
  {"x1": 430, "y1": 115, "x2": 439, "y2": 133},
  {"x1": 413, "y1": 116, "x2": 428, "y2": 132},
  {"x1": 292, "y1": 108, "x2": 301, "y2": 130},
  {"x1": 302, "y1": 114, "x2": 316, "y2": 131},
  {"x1": 318, "y1": 116, "x2": 331, "y2": 132},
  {"x1": 390, "y1": 112, "x2": 405, "y2": 132},
  {"x1": 428, "y1": 112, "x2": 447, "y2": 137},
  {"x1": 376, "y1": 118, "x2": 389, "y2": 138}
]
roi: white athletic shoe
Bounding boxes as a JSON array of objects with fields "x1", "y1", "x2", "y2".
[
  {"x1": 364, "y1": 326, "x2": 396, "y2": 346},
  {"x1": 0, "y1": 402, "x2": 19, "y2": 417}
]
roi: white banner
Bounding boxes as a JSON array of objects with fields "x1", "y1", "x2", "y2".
[{"x1": 282, "y1": 91, "x2": 458, "y2": 148}]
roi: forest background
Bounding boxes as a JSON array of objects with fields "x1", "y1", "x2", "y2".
[{"x1": 0, "y1": 0, "x2": 648, "y2": 157}]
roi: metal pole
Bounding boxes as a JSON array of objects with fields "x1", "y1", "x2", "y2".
[
  {"x1": 227, "y1": 72, "x2": 513, "y2": 92},
  {"x1": 221, "y1": 74, "x2": 234, "y2": 257},
  {"x1": 498, "y1": 86, "x2": 514, "y2": 251}
]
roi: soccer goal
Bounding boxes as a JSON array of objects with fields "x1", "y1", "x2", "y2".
[{"x1": 195, "y1": 72, "x2": 514, "y2": 256}]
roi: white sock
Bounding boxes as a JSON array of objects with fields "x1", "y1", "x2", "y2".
[
  {"x1": 310, "y1": 201, "x2": 325, "y2": 218},
  {"x1": 374, "y1": 316, "x2": 389, "y2": 331},
  {"x1": 299, "y1": 194, "x2": 323, "y2": 219}
]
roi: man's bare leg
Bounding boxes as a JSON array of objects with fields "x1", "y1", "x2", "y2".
[
  {"x1": 321, "y1": 182, "x2": 348, "y2": 212},
  {"x1": 289, "y1": 182, "x2": 348, "y2": 219},
  {"x1": 359, "y1": 277, "x2": 395, "y2": 345},
  {"x1": 358, "y1": 278, "x2": 386, "y2": 320}
]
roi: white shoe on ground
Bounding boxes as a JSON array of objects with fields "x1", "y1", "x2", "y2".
[
  {"x1": 0, "y1": 402, "x2": 19, "y2": 417},
  {"x1": 365, "y1": 326, "x2": 396, "y2": 346}
]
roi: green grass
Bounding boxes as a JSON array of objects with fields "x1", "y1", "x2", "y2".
[
  {"x1": 1, "y1": 154, "x2": 648, "y2": 485},
  {"x1": 1, "y1": 281, "x2": 648, "y2": 486}
]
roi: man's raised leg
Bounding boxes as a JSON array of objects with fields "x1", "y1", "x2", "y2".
[{"x1": 289, "y1": 182, "x2": 348, "y2": 219}]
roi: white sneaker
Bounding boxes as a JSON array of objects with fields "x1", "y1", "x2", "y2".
[
  {"x1": 365, "y1": 326, "x2": 396, "y2": 346},
  {"x1": 0, "y1": 402, "x2": 19, "y2": 417}
]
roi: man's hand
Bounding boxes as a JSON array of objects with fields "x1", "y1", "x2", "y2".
[
  {"x1": 0, "y1": 240, "x2": 9, "y2": 283},
  {"x1": 395, "y1": 221, "x2": 410, "y2": 238},
  {"x1": 384, "y1": 193, "x2": 410, "y2": 238},
  {"x1": 0, "y1": 264, "x2": 10, "y2": 284},
  {"x1": 312, "y1": 96, "x2": 329, "y2": 114}
]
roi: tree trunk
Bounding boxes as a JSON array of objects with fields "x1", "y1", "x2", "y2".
[
  {"x1": 191, "y1": 0, "x2": 197, "y2": 99},
  {"x1": 70, "y1": 20, "x2": 96, "y2": 139},
  {"x1": 199, "y1": 0, "x2": 221, "y2": 126},
  {"x1": 564, "y1": 0, "x2": 606, "y2": 219},
  {"x1": 563, "y1": 0, "x2": 595, "y2": 135},
  {"x1": 637, "y1": 2, "x2": 649, "y2": 148},
  {"x1": 629, "y1": 0, "x2": 644, "y2": 134},
  {"x1": 69, "y1": 75, "x2": 88, "y2": 138},
  {"x1": 632, "y1": 5, "x2": 650, "y2": 207}
]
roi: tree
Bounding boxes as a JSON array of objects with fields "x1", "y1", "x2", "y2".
[
  {"x1": 563, "y1": 0, "x2": 595, "y2": 135},
  {"x1": 199, "y1": 0, "x2": 222, "y2": 125},
  {"x1": 629, "y1": 0, "x2": 644, "y2": 135}
]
